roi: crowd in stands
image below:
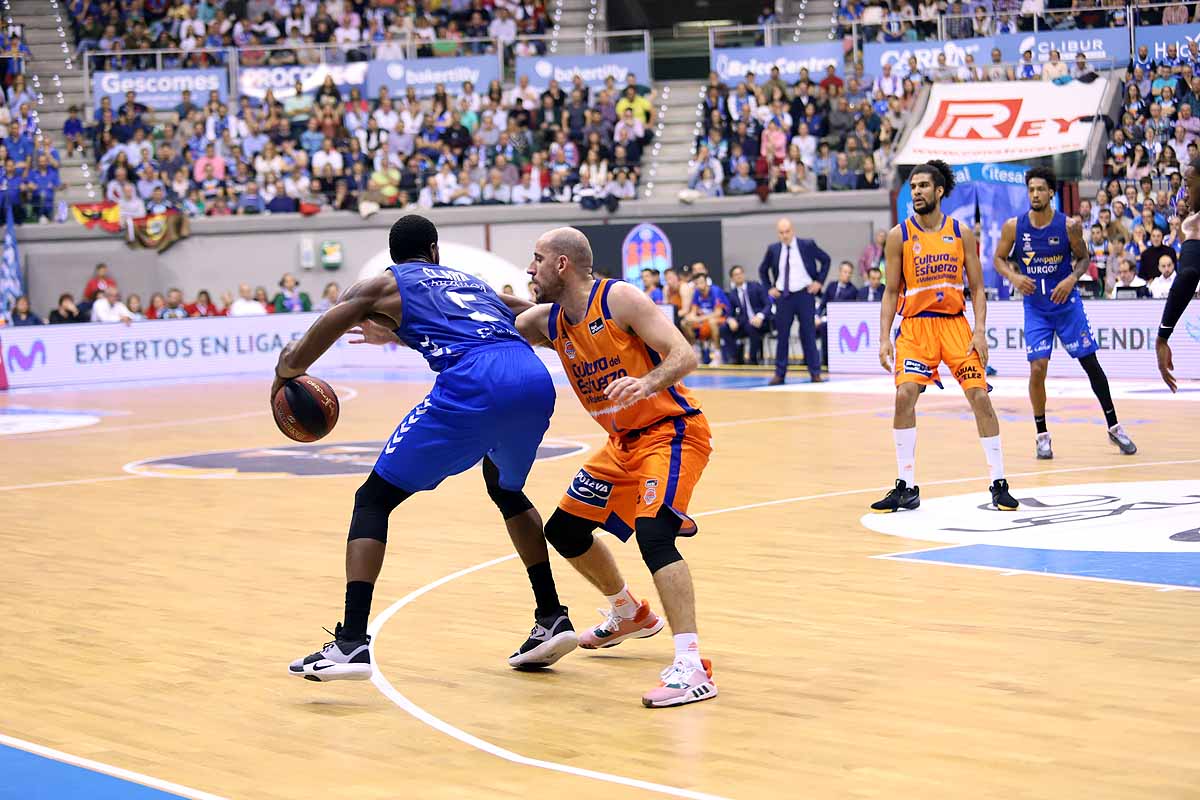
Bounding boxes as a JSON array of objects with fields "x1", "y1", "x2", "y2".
[
  {"x1": 2, "y1": 262, "x2": 344, "y2": 326},
  {"x1": 83, "y1": 74, "x2": 653, "y2": 221},
  {"x1": 67, "y1": 0, "x2": 552, "y2": 66},
  {"x1": 835, "y1": 0, "x2": 1194, "y2": 44}
]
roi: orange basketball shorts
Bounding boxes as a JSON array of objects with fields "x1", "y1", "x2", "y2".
[
  {"x1": 558, "y1": 413, "x2": 712, "y2": 541},
  {"x1": 894, "y1": 314, "x2": 988, "y2": 392}
]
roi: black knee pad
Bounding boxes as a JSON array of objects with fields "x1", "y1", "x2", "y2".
[
  {"x1": 482, "y1": 457, "x2": 534, "y2": 520},
  {"x1": 635, "y1": 507, "x2": 684, "y2": 574},
  {"x1": 544, "y1": 508, "x2": 596, "y2": 559},
  {"x1": 348, "y1": 470, "x2": 411, "y2": 543}
]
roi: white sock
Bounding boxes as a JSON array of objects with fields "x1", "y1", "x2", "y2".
[
  {"x1": 674, "y1": 633, "x2": 702, "y2": 668},
  {"x1": 893, "y1": 427, "x2": 917, "y2": 486},
  {"x1": 605, "y1": 584, "x2": 639, "y2": 620},
  {"x1": 980, "y1": 435, "x2": 1004, "y2": 481}
]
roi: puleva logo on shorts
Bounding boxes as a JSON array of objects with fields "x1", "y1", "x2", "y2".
[
  {"x1": 643, "y1": 478, "x2": 658, "y2": 505},
  {"x1": 126, "y1": 439, "x2": 589, "y2": 478},
  {"x1": 566, "y1": 468, "x2": 612, "y2": 509},
  {"x1": 903, "y1": 358, "x2": 932, "y2": 376},
  {"x1": 863, "y1": 481, "x2": 1200, "y2": 590}
]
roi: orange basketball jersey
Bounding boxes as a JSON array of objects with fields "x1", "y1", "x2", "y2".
[
  {"x1": 549, "y1": 279, "x2": 701, "y2": 436},
  {"x1": 898, "y1": 215, "x2": 967, "y2": 318}
]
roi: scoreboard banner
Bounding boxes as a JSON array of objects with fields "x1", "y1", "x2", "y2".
[{"x1": 827, "y1": 299, "x2": 1200, "y2": 381}]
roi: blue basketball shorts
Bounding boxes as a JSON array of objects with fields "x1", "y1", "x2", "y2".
[
  {"x1": 1024, "y1": 298, "x2": 1099, "y2": 362},
  {"x1": 373, "y1": 342, "x2": 556, "y2": 493}
]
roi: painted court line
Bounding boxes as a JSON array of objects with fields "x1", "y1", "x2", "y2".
[
  {"x1": 0, "y1": 733, "x2": 227, "y2": 800},
  {"x1": 367, "y1": 559, "x2": 733, "y2": 800},
  {"x1": 368, "y1": 455, "x2": 1200, "y2": 800},
  {"x1": 0, "y1": 474, "x2": 146, "y2": 493}
]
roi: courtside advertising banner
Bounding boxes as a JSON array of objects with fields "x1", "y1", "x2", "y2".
[
  {"x1": 92, "y1": 69, "x2": 228, "y2": 110},
  {"x1": 710, "y1": 43, "x2": 844, "y2": 84},
  {"x1": 827, "y1": 300, "x2": 1200, "y2": 380},
  {"x1": 365, "y1": 55, "x2": 500, "y2": 98},
  {"x1": 1134, "y1": 23, "x2": 1200, "y2": 62},
  {"x1": 0, "y1": 314, "x2": 565, "y2": 389},
  {"x1": 515, "y1": 51, "x2": 650, "y2": 92},
  {"x1": 862, "y1": 37, "x2": 990, "y2": 75},
  {"x1": 238, "y1": 63, "x2": 368, "y2": 100},
  {"x1": 896, "y1": 79, "x2": 1108, "y2": 165}
]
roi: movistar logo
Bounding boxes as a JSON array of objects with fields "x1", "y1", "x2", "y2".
[
  {"x1": 6, "y1": 339, "x2": 45, "y2": 371},
  {"x1": 839, "y1": 322, "x2": 870, "y2": 353}
]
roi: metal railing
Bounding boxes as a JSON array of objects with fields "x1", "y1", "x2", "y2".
[
  {"x1": 707, "y1": 22, "x2": 835, "y2": 52},
  {"x1": 516, "y1": 29, "x2": 652, "y2": 57}
]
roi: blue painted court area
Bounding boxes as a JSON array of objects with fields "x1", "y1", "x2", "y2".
[
  {"x1": 885, "y1": 545, "x2": 1200, "y2": 589},
  {"x1": 0, "y1": 744, "x2": 189, "y2": 800}
]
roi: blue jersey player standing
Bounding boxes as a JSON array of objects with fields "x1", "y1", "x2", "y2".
[
  {"x1": 274, "y1": 215, "x2": 580, "y2": 681},
  {"x1": 993, "y1": 167, "x2": 1137, "y2": 460}
]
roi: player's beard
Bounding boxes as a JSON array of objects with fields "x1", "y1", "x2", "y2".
[{"x1": 912, "y1": 195, "x2": 933, "y2": 214}]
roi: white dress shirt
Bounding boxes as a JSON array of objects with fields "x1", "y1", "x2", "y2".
[{"x1": 776, "y1": 239, "x2": 813, "y2": 293}]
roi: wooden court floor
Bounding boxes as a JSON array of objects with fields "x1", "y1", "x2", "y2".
[{"x1": 3, "y1": 373, "x2": 1200, "y2": 799}]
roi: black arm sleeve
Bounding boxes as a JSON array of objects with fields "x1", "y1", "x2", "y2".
[{"x1": 1158, "y1": 261, "x2": 1200, "y2": 340}]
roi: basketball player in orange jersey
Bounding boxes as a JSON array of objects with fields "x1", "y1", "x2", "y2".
[
  {"x1": 872, "y1": 160, "x2": 1020, "y2": 513},
  {"x1": 515, "y1": 227, "x2": 718, "y2": 708}
]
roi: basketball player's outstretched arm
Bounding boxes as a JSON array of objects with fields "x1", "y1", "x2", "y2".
[
  {"x1": 271, "y1": 274, "x2": 402, "y2": 398},
  {"x1": 878, "y1": 225, "x2": 903, "y2": 372},
  {"x1": 603, "y1": 281, "x2": 699, "y2": 405},
  {"x1": 961, "y1": 226, "x2": 990, "y2": 367},
  {"x1": 991, "y1": 218, "x2": 1034, "y2": 295},
  {"x1": 514, "y1": 304, "x2": 553, "y2": 348},
  {"x1": 1052, "y1": 218, "x2": 1092, "y2": 304}
]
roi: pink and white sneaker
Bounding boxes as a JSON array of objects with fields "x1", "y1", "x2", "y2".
[
  {"x1": 577, "y1": 599, "x2": 665, "y2": 649},
  {"x1": 642, "y1": 658, "x2": 718, "y2": 708}
]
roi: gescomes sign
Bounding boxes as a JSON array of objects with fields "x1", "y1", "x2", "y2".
[
  {"x1": 896, "y1": 79, "x2": 1108, "y2": 165},
  {"x1": 92, "y1": 69, "x2": 228, "y2": 110}
]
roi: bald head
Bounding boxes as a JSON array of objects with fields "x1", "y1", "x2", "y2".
[
  {"x1": 528, "y1": 227, "x2": 595, "y2": 303},
  {"x1": 540, "y1": 227, "x2": 593, "y2": 273},
  {"x1": 776, "y1": 218, "x2": 794, "y2": 245}
]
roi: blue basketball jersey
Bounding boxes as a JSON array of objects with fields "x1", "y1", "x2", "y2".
[
  {"x1": 388, "y1": 262, "x2": 527, "y2": 372},
  {"x1": 1014, "y1": 211, "x2": 1075, "y2": 313}
]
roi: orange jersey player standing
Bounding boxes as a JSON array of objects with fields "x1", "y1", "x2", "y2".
[
  {"x1": 515, "y1": 226, "x2": 718, "y2": 709},
  {"x1": 871, "y1": 160, "x2": 1020, "y2": 514}
]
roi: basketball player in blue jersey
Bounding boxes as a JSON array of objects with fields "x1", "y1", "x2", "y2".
[
  {"x1": 992, "y1": 167, "x2": 1137, "y2": 460},
  {"x1": 274, "y1": 215, "x2": 578, "y2": 681}
]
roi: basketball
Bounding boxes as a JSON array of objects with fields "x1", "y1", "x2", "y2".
[{"x1": 273, "y1": 375, "x2": 339, "y2": 442}]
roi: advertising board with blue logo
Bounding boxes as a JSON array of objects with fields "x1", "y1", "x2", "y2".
[
  {"x1": 92, "y1": 69, "x2": 228, "y2": 110},
  {"x1": 862, "y1": 37, "x2": 989, "y2": 75},
  {"x1": 365, "y1": 55, "x2": 500, "y2": 98},
  {"x1": 993, "y1": 29, "x2": 1130, "y2": 65},
  {"x1": 1134, "y1": 23, "x2": 1200, "y2": 62},
  {"x1": 709, "y1": 42, "x2": 844, "y2": 84},
  {"x1": 515, "y1": 52, "x2": 650, "y2": 92}
]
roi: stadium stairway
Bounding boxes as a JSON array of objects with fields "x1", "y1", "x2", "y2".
[
  {"x1": 10, "y1": 0, "x2": 93, "y2": 205},
  {"x1": 644, "y1": 78, "x2": 705, "y2": 200}
]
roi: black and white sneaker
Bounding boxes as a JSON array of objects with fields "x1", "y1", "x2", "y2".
[
  {"x1": 508, "y1": 607, "x2": 578, "y2": 670},
  {"x1": 990, "y1": 479, "x2": 1020, "y2": 511},
  {"x1": 288, "y1": 624, "x2": 372, "y2": 682},
  {"x1": 870, "y1": 479, "x2": 921, "y2": 512},
  {"x1": 1108, "y1": 424, "x2": 1137, "y2": 455}
]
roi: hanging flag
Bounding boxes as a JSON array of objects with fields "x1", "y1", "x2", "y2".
[
  {"x1": 0, "y1": 203, "x2": 23, "y2": 324},
  {"x1": 127, "y1": 209, "x2": 189, "y2": 253},
  {"x1": 71, "y1": 201, "x2": 122, "y2": 233}
]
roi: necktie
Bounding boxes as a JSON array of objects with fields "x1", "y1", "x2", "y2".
[
  {"x1": 740, "y1": 286, "x2": 748, "y2": 317},
  {"x1": 782, "y1": 244, "x2": 791, "y2": 295}
]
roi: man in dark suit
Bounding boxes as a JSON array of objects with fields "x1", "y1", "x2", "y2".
[
  {"x1": 858, "y1": 266, "x2": 885, "y2": 301},
  {"x1": 720, "y1": 264, "x2": 771, "y2": 364},
  {"x1": 759, "y1": 217, "x2": 831, "y2": 384}
]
